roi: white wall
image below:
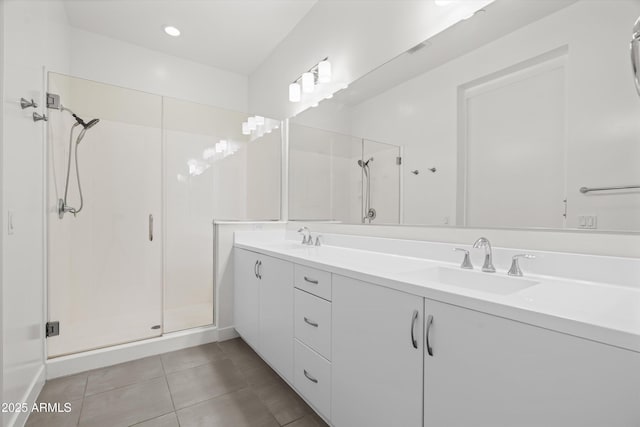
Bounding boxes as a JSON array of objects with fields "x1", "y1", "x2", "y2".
[
  {"x1": 69, "y1": 28, "x2": 248, "y2": 113},
  {"x1": 249, "y1": 0, "x2": 492, "y2": 119},
  {"x1": 2, "y1": 1, "x2": 70, "y2": 426}
]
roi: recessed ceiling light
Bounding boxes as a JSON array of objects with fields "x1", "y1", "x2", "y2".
[{"x1": 163, "y1": 26, "x2": 181, "y2": 37}]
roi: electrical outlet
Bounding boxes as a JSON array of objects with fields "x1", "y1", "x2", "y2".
[{"x1": 577, "y1": 215, "x2": 597, "y2": 229}]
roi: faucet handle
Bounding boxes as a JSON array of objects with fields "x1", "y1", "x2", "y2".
[
  {"x1": 314, "y1": 235, "x2": 323, "y2": 246},
  {"x1": 507, "y1": 254, "x2": 536, "y2": 277},
  {"x1": 453, "y1": 248, "x2": 473, "y2": 269}
]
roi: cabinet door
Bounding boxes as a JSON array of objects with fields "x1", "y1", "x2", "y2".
[
  {"x1": 424, "y1": 299, "x2": 640, "y2": 427},
  {"x1": 233, "y1": 248, "x2": 260, "y2": 349},
  {"x1": 332, "y1": 275, "x2": 423, "y2": 427},
  {"x1": 259, "y1": 255, "x2": 294, "y2": 382}
]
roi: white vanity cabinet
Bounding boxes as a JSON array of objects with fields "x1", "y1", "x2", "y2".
[
  {"x1": 233, "y1": 248, "x2": 294, "y2": 382},
  {"x1": 423, "y1": 299, "x2": 640, "y2": 427},
  {"x1": 331, "y1": 275, "x2": 424, "y2": 427}
]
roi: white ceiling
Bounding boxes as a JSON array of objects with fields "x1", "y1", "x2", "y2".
[{"x1": 63, "y1": 0, "x2": 317, "y2": 75}]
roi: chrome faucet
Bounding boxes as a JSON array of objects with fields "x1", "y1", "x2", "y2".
[
  {"x1": 473, "y1": 237, "x2": 496, "y2": 273},
  {"x1": 507, "y1": 254, "x2": 536, "y2": 277},
  {"x1": 297, "y1": 227, "x2": 313, "y2": 245}
]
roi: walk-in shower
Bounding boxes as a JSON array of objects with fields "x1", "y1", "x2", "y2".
[
  {"x1": 358, "y1": 157, "x2": 376, "y2": 223},
  {"x1": 48, "y1": 93, "x2": 100, "y2": 219}
]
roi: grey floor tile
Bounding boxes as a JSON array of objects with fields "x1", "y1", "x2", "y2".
[
  {"x1": 161, "y1": 342, "x2": 226, "y2": 374},
  {"x1": 218, "y1": 337, "x2": 255, "y2": 358},
  {"x1": 176, "y1": 388, "x2": 279, "y2": 427},
  {"x1": 283, "y1": 412, "x2": 329, "y2": 427},
  {"x1": 37, "y1": 373, "x2": 87, "y2": 403},
  {"x1": 85, "y1": 356, "x2": 164, "y2": 396},
  {"x1": 254, "y1": 377, "x2": 312, "y2": 425},
  {"x1": 79, "y1": 377, "x2": 173, "y2": 427},
  {"x1": 241, "y1": 363, "x2": 281, "y2": 388},
  {"x1": 25, "y1": 399, "x2": 82, "y2": 427},
  {"x1": 130, "y1": 411, "x2": 179, "y2": 427},
  {"x1": 166, "y1": 358, "x2": 247, "y2": 409}
]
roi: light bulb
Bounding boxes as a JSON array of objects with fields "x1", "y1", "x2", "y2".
[
  {"x1": 242, "y1": 122, "x2": 250, "y2": 135},
  {"x1": 289, "y1": 82, "x2": 301, "y2": 102},
  {"x1": 163, "y1": 25, "x2": 181, "y2": 37},
  {"x1": 301, "y1": 72, "x2": 314, "y2": 93},
  {"x1": 318, "y1": 60, "x2": 331, "y2": 83},
  {"x1": 255, "y1": 115, "x2": 265, "y2": 125},
  {"x1": 247, "y1": 117, "x2": 256, "y2": 130}
]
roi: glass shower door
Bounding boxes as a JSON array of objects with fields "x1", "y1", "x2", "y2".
[{"x1": 47, "y1": 73, "x2": 163, "y2": 357}]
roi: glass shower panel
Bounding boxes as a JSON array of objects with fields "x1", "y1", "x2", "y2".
[
  {"x1": 363, "y1": 139, "x2": 401, "y2": 224},
  {"x1": 163, "y1": 99, "x2": 280, "y2": 332},
  {"x1": 47, "y1": 73, "x2": 163, "y2": 357},
  {"x1": 289, "y1": 124, "x2": 362, "y2": 222}
]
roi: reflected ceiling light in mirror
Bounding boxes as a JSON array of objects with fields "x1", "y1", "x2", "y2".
[
  {"x1": 301, "y1": 72, "x2": 315, "y2": 93},
  {"x1": 289, "y1": 82, "x2": 301, "y2": 102},
  {"x1": 163, "y1": 25, "x2": 181, "y2": 37},
  {"x1": 318, "y1": 60, "x2": 332, "y2": 83}
]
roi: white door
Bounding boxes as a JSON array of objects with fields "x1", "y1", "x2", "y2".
[
  {"x1": 258, "y1": 255, "x2": 294, "y2": 382},
  {"x1": 332, "y1": 275, "x2": 423, "y2": 427},
  {"x1": 463, "y1": 56, "x2": 566, "y2": 228},
  {"x1": 424, "y1": 299, "x2": 640, "y2": 427},
  {"x1": 233, "y1": 248, "x2": 260, "y2": 349}
]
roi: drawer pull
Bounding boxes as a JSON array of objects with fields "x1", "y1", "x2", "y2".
[
  {"x1": 426, "y1": 314, "x2": 434, "y2": 357},
  {"x1": 303, "y1": 276, "x2": 319, "y2": 284},
  {"x1": 410, "y1": 310, "x2": 419, "y2": 349},
  {"x1": 304, "y1": 317, "x2": 319, "y2": 327},
  {"x1": 303, "y1": 369, "x2": 318, "y2": 384}
]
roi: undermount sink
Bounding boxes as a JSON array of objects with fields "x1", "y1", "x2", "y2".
[{"x1": 400, "y1": 266, "x2": 539, "y2": 295}]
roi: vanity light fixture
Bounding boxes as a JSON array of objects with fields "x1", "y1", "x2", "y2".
[
  {"x1": 301, "y1": 72, "x2": 315, "y2": 93},
  {"x1": 288, "y1": 57, "x2": 331, "y2": 103},
  {"x1": 289, "y1": 82, "x2": 301, "y2": 102},
  {"x1": 163, "y1": 25, "x2": 181, "y2": 37}
]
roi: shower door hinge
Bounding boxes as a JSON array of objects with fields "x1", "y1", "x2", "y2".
[
  {"x1": 46, "y1": 321, "x2": 60, "y2": 338},
  {"x1": 46, "y1": 93, "x2": 60, "y2": 110},
  {"x1": 396, "y1": 156, "x2": 402, "y2": 165}
]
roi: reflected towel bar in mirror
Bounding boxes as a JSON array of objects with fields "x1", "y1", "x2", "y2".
[{"x1": 579, "y1": 185, "x2": 640, "y2": 194}]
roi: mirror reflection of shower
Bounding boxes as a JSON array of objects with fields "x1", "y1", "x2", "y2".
[
  {"x1": 48, "y1": 93, "x2": 100, "y2": 219},
  {"x1": 357, "y1": 157, "x2": 376, "y2": 223}
]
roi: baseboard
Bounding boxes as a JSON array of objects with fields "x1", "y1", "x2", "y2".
[
  {"x1": 217, "y1": 326, "x2": 239, "y2": 341},
  {"x1": 46, "y1": 325, "x2": 220, "y2": 379},
  {"x1": 7, "y1": 364, "x2": 45, "y2": 427}
]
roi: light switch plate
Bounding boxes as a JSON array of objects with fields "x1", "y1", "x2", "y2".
[{"x1": 577, "y1": 215, "x2": 597, "y2": 229}]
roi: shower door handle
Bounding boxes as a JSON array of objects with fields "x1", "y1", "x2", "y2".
[{"x1": 148, "y1": 214, "x2": 154, "y2": 242}]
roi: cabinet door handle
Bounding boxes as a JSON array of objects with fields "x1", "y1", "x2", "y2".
[
  {"x1": 410, "y1": 310, "x2": 419, "y2": 349},
  {"x1": 303, "y1": 369, "x2": 318, "y2": 384},
  {"x1": 254, "y1": 260, "x2": 259, "y2": 278},
  {"x1": 257, "y1": 261, "x2": 262, "y2": 279},
  {"x1": 304, "y1": 317, "x2": 319, "y2": 327},
  {"x1": 148, "y1": 214, "x2": 154, "y2": 241},
  {"x1": 425, "y1": 314, "x2": 434, "y2": 357},
  {"x1": 303, "y1": 276, "x2": 318, "y2": 284}
]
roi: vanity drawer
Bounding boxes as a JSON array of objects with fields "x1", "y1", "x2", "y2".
[
  {"x1": 294, "y1": 264, "x2": 331, "y2": 301},
  {"x1": 295, "y1": 289, "x2": 332, "y2": 360},
  {"x1": 294, "y1": 339, "x2": 331, "y2": 419}
]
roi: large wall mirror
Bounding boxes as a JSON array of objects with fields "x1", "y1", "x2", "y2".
[{"x1": 288, "y1": 0, "x2": 640, "y2": 232}]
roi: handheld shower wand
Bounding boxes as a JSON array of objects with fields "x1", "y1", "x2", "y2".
[{"x1": 57, "y1": 105, "x2": 100, "y2": 219}]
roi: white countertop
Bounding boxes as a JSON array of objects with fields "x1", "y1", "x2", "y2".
[{"x1": 235, "y1": 237, "x2": 640, "y2": 353}]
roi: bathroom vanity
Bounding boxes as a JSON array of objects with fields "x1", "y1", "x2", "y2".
[{"x1": 233, "y1": 231, "x2": 640, "y2": 427}]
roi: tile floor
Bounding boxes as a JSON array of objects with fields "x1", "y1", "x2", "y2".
[{"x1": 27, "y1": 338, "x2": 329, "y2": 427}]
